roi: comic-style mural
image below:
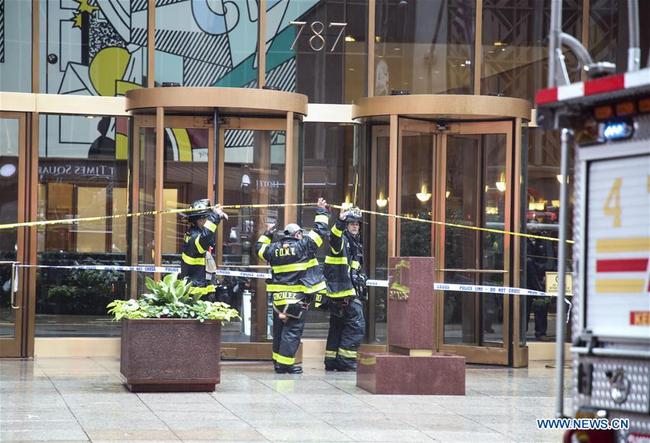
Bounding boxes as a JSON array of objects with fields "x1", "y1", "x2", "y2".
[
  {"x1": 36, "y1": 0, "x2": 327, "y2": 160},
  {"x1": 0, "y1": 0, "x2": 32, "y2": 92}
]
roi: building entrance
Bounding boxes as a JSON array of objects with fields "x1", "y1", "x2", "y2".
[
  {"x1": 359, "y1": 94, "x2": 531, "y2": 366},
  {"x1": 126, "y1": 87, "x2": 306, "y2": 359}
]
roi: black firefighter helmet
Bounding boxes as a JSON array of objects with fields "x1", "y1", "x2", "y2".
[
  {"x1": 344, "y1": 206, "x2": 363, "y2": 224},
  {"x1": 183, "y1": 198, "x2": 213, "y2": 221}
]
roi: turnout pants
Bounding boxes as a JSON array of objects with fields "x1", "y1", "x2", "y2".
[
  {"x1": 325, "y1": 298, "x2": 365, "y2": 370},
  {"x1": 272, "y1": 298, "x2": 308, "y2": 368}
]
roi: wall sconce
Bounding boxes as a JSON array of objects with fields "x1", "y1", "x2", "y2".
[
  {"x1": 445, "y1": 190, "x2": 451, "y2": 199},
  {"x1": 496, "y1": 173, "x2": 506, "y2": 192},
  {"x1": 416, "y1": 184, "x2": 431, "y2": 202},
  {"x1": 556, "y1": 174, "x2": 570, "y2": 184},
  {"x1": 241, "y1": 173, "x2": 251, "y2": 188},
  {"x1": 0, "y1": 164, "x2": 16, "y2": 178},
  {"x1": 376, "y1": 191, "x2": 388, "y2": 208}
]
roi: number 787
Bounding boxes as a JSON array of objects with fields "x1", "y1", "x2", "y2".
[{"x1": 289, "y1": 21, "x2": 347, "y2": 52}]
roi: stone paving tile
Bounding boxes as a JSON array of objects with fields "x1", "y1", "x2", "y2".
[
  {"x1": 0, "y1": 429, "x2": 89, "y2": 441},
  {"x1": 343, "y1": 429, "x2": 435, "y2": 441},
  {"x1": 84, "y1": 429, "x2": 180, "y2": 441},
  {"x1": 0, "y1": 358, "x2": 571, "y2": 443},
  {"x1": 176, "y1": 427, "x2": 268, "y2": 441},
  {"x1": 424, "y1": 430, "x2": 515, "y2": 442},
  {"x1": 175, "y1": 426, "x2": 268, "y2": 441},
  {"x1": 226, "y1": 409, "x2": 315, "y2": 425},
  {"x1": 255, "y1": 423, "x2": 353, "y2": 442},
  {"x1": 160, "y1": 416, "x2": 255, "y2": 432},
  {"x1": 0, "y1": 418, "x2": 80, "y2": 431}
]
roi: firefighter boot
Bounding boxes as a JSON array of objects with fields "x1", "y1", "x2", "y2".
[{"x1": 275, "y1": 364, "x2": 303, "y2": 374}]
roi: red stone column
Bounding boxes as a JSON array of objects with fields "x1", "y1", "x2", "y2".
[
  {"x1": 356, "y1": 257, "x2": 465, "y2": 395},
  {"x1": 387, "y1": 257, "x2": 436, "y2": 352}
]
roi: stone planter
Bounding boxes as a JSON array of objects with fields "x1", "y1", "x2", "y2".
[{"x1": 120, "y1": 318, "x2": 221, "y2": 392}]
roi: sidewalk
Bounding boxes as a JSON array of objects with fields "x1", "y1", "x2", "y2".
[{"x1": 0, "y1": 357, "x2": 569, "y2": 442}]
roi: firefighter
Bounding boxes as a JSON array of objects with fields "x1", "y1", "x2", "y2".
[
  {"x1": 256, "y1": 198, "x2": 330, "y2": 374},
  {"x1": 323, "y1": 205, "x2": 367, "y2": 371},
  {"x1": 180, "y1": 199, "x2": 228, "y2": 297}
]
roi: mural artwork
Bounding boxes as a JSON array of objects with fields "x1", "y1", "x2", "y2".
[{"x1": 37, "y1": 0, "x2": 317, "y2": 160}]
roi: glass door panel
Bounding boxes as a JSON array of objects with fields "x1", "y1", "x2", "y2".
[
  {"x1": 219, "y1": 120, "x2": 286, "y2": 343},
  {"x1": 369, "y1": 125, "x2": 390, "y2": 343},
  {"x1": 0, "y1": 113, "x2": 25, "y2": 356},
  {"x1": 443, "y1": 134, "x2": 481, "y2": 345},
  {"x1": 162, "y1": 125, "x2": 210, "y2": 264},
  {"x1": 438, "y1": 122, "x2": 512, "y2": 365},
  {"x1": 398, "y1": 119, "x2": 435, "y2": 257}
]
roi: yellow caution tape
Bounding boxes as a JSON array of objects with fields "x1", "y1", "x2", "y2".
[
  {"x1": 329, "y1": 205, "x2": 574, "y2": 244},
  {"x1": 0, "y1": 202, "x2": 573, "y2": 244}
]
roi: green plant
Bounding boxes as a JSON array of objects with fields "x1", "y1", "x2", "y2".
[
  {"x1": 47, "y1": 269, "x2": 124, "y2": 315},
  {"x1": 107, "y1": 274, "x2": 239, "y2": 322}
]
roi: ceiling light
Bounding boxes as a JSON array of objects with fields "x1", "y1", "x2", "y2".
[
  {"x1": 556, "y1": 174, "x2": 569, "y2": 184},
  {"x1": 416, "y1": 184, "x2": 431, "y2": 202},
  {"x1": 345, "y1": 35, "x2": 356, "y2": 42},
  {"x1": 0, "y1": 164, "x2": 16, "y2": 177},
  {"x1": 376, "y1": 191, "x2": 388, "y2": 208},
  {"x1": 495, "y1": 173, "x2": 507, "y2": 192}
]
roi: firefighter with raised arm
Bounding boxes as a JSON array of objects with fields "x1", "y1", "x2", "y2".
[
  {"x1": 256, "y1": 198, "x2": 330, "y2": 374},
  {"x1": 180, "y1": 199, "x2": 228, "y2": 297},
  {"x1": 323, "y1": 205, "x2": 367, "y2": 371}
]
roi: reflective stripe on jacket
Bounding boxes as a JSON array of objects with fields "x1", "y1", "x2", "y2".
[
  {"x1": 324, "y1": 218, "x2": 363, "y2": 298},
  {"x1": 255, "y1": 209, "x2": 329, "y2": 299},
  {"x1": 179, "y1": 213, "x2": 220, "y2": 289}
]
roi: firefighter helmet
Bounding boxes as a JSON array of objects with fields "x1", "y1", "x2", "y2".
[
  {"x1": 345, "y1": 207, "x2": 362, "y2": 224},
  {"x1": 283, "y1": 223, "x2": 303, "y2": 236},
  {"x1": 184, "y1": 199, "x2": 212, "y2": 219}
]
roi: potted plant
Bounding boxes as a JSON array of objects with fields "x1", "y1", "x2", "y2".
[{"x1": 107, "y1": 273, "x2": 239, "y2": 392}]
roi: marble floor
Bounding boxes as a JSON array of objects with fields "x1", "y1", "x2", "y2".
[{"x1": 0, "y1": 356, "x2": 571, "y2": 442}]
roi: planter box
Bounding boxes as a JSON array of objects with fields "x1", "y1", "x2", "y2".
[{"x1": 120, "y1": 318, "x2": 221, "y2": 392}]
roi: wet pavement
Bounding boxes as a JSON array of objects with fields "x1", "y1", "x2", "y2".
[{"x1": 0, "y1": 357, "x2": 571, "y2": 442}]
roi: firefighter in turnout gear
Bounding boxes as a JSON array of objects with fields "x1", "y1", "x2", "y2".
[
  {"x1": 256, "y1": 198, "x2": 330, "y2": 374},
  {"x1": 323, "y1": 205, "x2": 367, "y2": 371},
  {"x1": 179, "y1": 199, "x2": 228, "y2": 297}
]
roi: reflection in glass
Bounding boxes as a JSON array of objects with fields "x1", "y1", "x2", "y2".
[
  {"x1": 221, "y1": 129, "x2": 285, "y2": 342},
  {"x1": 36, "y1": 115, "x2": 129, "y2": 337},
  {"x1": 375, "y1": 0, "x2": 475, "y2": 95},
  {"x1": 301, "y1": 123, "x2": 355, "y2": 338},
  {"x1": 370, "y1": 125, "x2": 390, "y2": 343},
  {"x1": 162, "y1": 127, "x2": 209, "y2": 264},
  {"x1": 443, "y1": 133, "x2": 507, "y2": 345},
  {"x1": 524, "y1": 128, "x2": 574, "y2": 342},
  {"x1": 0, "y1": 118, "x2": 19, "y2": 337},
  {"x1": 399, "y1": 131, "x2": 433, "y2": 256},
  {"x1": 481, "y1": 0, "x2": 582, "y2": 99}
]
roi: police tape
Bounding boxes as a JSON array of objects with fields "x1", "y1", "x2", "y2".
[
  {"x1": 0, "y1": 203, "x2": 311, "y2": 231},
  {"x1": 13, "y1": 263, "x2": 567, "y2": 300},
  {"x1": 0, "y1": 201, "x2": 573, "y2": 245}
]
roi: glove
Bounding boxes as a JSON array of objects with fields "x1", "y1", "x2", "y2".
[
  {"x1": 352, "y1": 272, "x2": 367, "y2": 288},
  {"x1": 264, "y1": 222, "x2": 277, "y2": 238}
]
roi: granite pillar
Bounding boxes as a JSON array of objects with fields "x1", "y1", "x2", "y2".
[{"x1": 356, "y1": 257, "x2": 465, "y2": 395}]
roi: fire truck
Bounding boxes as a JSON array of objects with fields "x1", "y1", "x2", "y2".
[{"x1": 536, "y1": 2, "x2": 649, "y2": 442}]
